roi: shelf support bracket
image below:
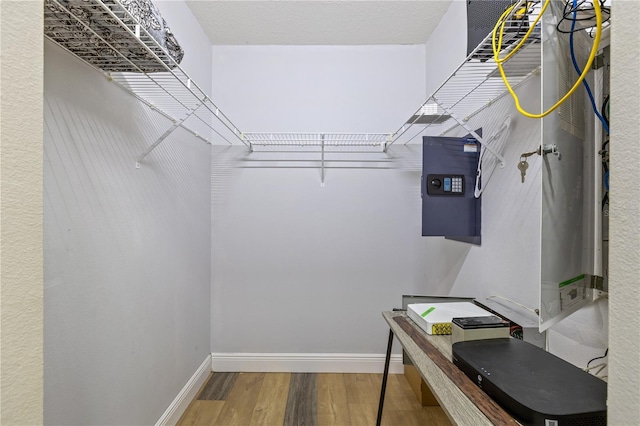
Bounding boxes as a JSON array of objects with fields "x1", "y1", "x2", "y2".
[
  {"x1": 383, "y1": 134, "x2": 392, "y2": 153},
  {"x1": 433, "y1": 98, "x2": 506, "y2": 168},
  {"x1": 136, "y1": 104, "x2": 202, "y2": 168},
  {"x1": 320, "y1": 134, "x2": 326, "y2": 187}
]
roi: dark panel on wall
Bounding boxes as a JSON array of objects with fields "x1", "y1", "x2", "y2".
[{"x1": 422, "y1": 133, "x2": 481, "y2": 244}]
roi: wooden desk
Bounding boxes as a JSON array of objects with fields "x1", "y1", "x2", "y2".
[{"x1": 377, "y1": 311, "x2": 519, "y2": 426}]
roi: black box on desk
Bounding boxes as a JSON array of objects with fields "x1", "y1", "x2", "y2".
[
  {"x1": 451, "y1": 316, "x2": 510, "y2": 345},
  {"x1": 452, "y1": 338, "x2": 607, "y2": 425}
]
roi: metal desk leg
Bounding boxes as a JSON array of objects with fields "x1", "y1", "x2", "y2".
[{"x1": 376, "y1": 328, "x2": 394, "y2": 426}]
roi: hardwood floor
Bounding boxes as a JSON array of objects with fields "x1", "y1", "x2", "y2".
[
  {"x1": 197, "y1": 372, "x2": 239, "y2": 401},
  {"x1": 284, "y1": 374, "x2": 317, "y2": 426},
  {"x1": 178, "y1": 372, "x2": 452, "y2": 426}
]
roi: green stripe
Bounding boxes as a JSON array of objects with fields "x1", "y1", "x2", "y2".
[
  {"x1": 421, "y1": 307, "x2": 435, "y2": 317},
  {"x1": 559, "y1": 274, "x2": 586, "y2": 288}
]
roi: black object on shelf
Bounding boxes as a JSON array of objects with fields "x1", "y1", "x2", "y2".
[
  {"x1": 452, "y1": 338, "x2": 607, "y2": 425},
  {"x1": 466, "y1": 0, "x2": 540, "y2": 63},
  {"x1": 452, "y1": 316, "x2": 510, "y2": 329}
]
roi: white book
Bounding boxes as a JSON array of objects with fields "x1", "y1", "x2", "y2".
[{"x1": 407, "y1": 302, "x2": 493, "y2": 335}]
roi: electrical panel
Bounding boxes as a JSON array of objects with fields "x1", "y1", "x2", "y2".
[
  {"x1": 466, "y1": 0, "x2": 519, "y2": 61},
  {"x1": 421, "y1": 132, "x2": 481, "y2": 244}
]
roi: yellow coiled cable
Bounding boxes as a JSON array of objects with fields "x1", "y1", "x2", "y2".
[{"x1": 492, "y1": 0, "x2": 603, "y2": 119}]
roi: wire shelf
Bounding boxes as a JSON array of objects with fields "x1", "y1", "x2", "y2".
[
  {"x1": 243, "y1": 133, "x2": 391, "y2": 149},
  {"x1": 44, "y1": 0, "x2": 246, "y2": 150},
  {"x1": 385, "y1": 0, "x2": 542, "y2": 197},
  {"x1": 43, "y1": 0, "x2": 545, "y2": 186},
  {"x1": 391, "y1": 1, "x2": 542, "y2": 147}
]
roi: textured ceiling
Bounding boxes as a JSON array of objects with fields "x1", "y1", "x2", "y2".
[{"x1": 185, "y1": 1, "x2": 453, "y2": 45}]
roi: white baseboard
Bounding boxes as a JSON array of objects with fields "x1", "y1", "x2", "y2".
[
  {"x1": 155, "y1": 354, "x2": 212, "y2": 426},
  {"x1": 211, "y1": 353, "x2": 404, "y2": 374}
]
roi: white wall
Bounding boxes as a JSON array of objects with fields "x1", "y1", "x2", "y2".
[
  {"x1": 211, "y1": 45, "x2": 425, "y2": 133},
  {"x1": 609, "y1": 1, "x2": 640, "y2": 422},
  {"x1": 424, "y1": 0, "x2": 467, "y2": 97},
  {"x1": 0, "y1": 1, "x2": 44, "y2": 423},
  {"x1": 207, "y1": 36, "x2": 609, "y2": 366},
  {"x1": 425, "y1": 2, "x2": 608, "y2": 368},
  {"x1": 43, "y1": 2, "x2": 212, "y2": 424},
  {"x1": 209, "y1": 45, "x2": 479, "y2": 357}
]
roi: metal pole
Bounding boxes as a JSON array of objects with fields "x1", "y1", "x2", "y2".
[
  {"x1": 321, "y1": 134, "x2": 325, "y2": 187},
  {"x1": 376, "y1": 328, "x2": 394, "y2": 426}
]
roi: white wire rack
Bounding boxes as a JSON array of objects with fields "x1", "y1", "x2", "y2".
[
  {"x1": 243, "y1": 133, "x2": 392, "y2": 149},
  {"x1": 243, "y1": 133, "x2": 393, "y2": 185},
  {"x1": 44, "y1": 0, "x2": 543, "y2": 188},
  {"x1": 44, "y1": 0, "x2": 248, "y2": 167},
  {"x1": 389, "y1": 0, "x2": 542, "y2": 166}
]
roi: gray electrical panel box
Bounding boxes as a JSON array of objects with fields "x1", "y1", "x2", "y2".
[
  {"x1": 422, "y1": 133, "x2": 482, "y2": 244},
  {"x1": 467, "y1": 0, "x2": 519, "y2": 61}
]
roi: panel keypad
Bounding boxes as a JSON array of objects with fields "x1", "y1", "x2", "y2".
[{"x1": 426, "y1": 174, "x2": 465, "y2": 196}]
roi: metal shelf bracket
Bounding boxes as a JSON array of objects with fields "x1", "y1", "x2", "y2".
[
  {"x1": 136, "y1": 104, "x2": 202, "y2": 168},
  {"x1": 433, "y1": 98, "x2": 506, "y2": 168},
  {"x1": 320, "y1": 134, "x2": 326, "y2": 187}
]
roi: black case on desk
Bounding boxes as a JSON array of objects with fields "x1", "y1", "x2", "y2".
[
  {"x1": 452, "y1": 316, "x2": 509, "y2": 329},
  {"x1": 452, "y1": 338, "x2": 607, "y2": 426}
]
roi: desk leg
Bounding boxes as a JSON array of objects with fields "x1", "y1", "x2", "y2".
[{"x1": 376, "y1": 328, "x2": 394, "y2": 426}]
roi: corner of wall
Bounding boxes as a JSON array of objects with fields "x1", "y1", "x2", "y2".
[
  {"x1": 0, "y1": 1, "x2": 44, "y2": 423},
  {"x1": 608, "y1": 0, "x2": 640, "y2": 422}
]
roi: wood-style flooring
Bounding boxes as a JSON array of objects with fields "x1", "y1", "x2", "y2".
[{"x1": 178, "y1": 372, "x2": 452, "y2": 426}]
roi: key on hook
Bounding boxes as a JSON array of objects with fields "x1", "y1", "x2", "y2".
[{"x1": 517, "y1": 160, "x2": 529, "y2": 183}]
